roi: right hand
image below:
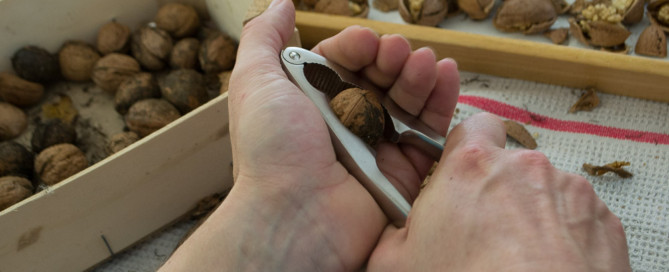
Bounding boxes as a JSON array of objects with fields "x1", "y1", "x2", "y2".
[{"x1": 368, "y1": 113, "x2": 631, "y2": 271}]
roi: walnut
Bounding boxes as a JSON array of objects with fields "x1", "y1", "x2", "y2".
[
  {"x1": 106, "y1": 131, "x2": 140, "y2": 155},
  {"x1": 115, "y1": 72, "x2": 160, "y2": 115},
  {"x1": 11, "y1": 46, "x2": 60, "y2": 83},
  {"x1": 0, "y1": 72, "x2": 44, "y2": 107},
  {"x1": 125, "y1": 99, "x2": 181, "y2": 137},
  {"x1": 41, "y1": 94, "x2": 79, "y2": 125},
  {"x1": 569, "y1": 17, "x2": 630, "y2": 47},
  {"x1": 493, "y1": 0, "x2": 557, "y2": 34},
  {"x1": 35, "y1": 143, "x2": 88, "y2": 186},
  {"x1": 154, "y1": 3, "x2": 201, "y2": 38},
  {"x1": 131, "y1": 26, "x2": 174, "y2": 71},
  {"x1": 0, "y1": 141, "x2": 34, "y2": 179},
  {"x1": 159, "y1": 69, "x2": 208, "y2": 114},
  {"x1": 313, "y1": 0, "x2": 370, "y2": 17},
  {"x1": 329, "y1": 88, "x2": 385, "y2": 146},
  {"x1": 97, "y1": 21, "x2": 131, "y2": 55},
  {"x1": 457, "y1": 0, "x2": 495, "y2": 20},
  {"x1": 399, "y1": 0, "x2": 449, "y2": 26},
  {"x1": 31, "y1": 119, "x2": 77, "y2": 153},
  {"x1": 91, "y1": 53, "x2": 141, "y2": 94},
  {"x1": 199, "y1": 32, "x2": 237, "y2": 74},
  {"x1": 0, "y1": 176, "x2": 33, "y2": 211},
  {"x1": 170, "y1": 38, "x2": 200, "y2": 70},
  {"x1": 634, "y1": 23, "x2": 667, "y2": 57},
  {"x1": 373, "y1": 0, "x2": 399, "y2": 11},
  {"x1": 0, "y1": 102, "x2": 27, "y2": 141},
  {"x1": 58, "y1": 41, "x2": 101, "y2": 82}
]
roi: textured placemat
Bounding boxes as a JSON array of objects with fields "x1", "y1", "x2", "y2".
[{"x1": 95, "y1": 71, "x2": 669, "y2": 271}]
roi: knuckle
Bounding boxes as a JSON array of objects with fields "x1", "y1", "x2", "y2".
[
  {"x1": 512, "y1": 150, "x2": 552, "y2": 168},
  {"x1": 568, "y1": 174, "x2": 596, "y2": 198}
]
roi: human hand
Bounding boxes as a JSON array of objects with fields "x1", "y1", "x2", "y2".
[
  {"x1": 367, "y1": 113, "x2": 631, "y2": 271},
  {"x1": 161, "y1": 0, "x2": 459, "y2": 270}
]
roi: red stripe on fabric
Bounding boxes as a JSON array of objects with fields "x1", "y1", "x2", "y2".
[{"x1": 457, "y1": 95, "x2": 669, "y2": 145}]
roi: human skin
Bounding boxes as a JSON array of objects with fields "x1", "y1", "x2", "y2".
[{"x1": 160, "y1": 0, "x2": 631, "y2": 271}]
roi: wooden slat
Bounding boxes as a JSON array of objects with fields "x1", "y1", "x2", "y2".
[
  {"x1": 0, "y1": 94, "x2": 233, "y2": 272},
  {"x1": 296, "y1": 11, "x2": 669, "y2": 102}
]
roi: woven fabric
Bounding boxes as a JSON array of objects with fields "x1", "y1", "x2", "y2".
[{"x1": 97, "y1": 72, "x2": 669, "y2": 271}]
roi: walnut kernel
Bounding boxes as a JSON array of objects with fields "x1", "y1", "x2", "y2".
[{"x1": 329, "y1": 88, "x2": 385, "y2": 146}]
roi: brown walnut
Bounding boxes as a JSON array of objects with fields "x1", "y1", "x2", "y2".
[
  {"x1": 106, "y1": 131, "x2": 140, "y2": 155},
  {"x1": 125, "y1": 99, "x2": 181, "y2": 137},
  {"x1": 154, "y1": 3, "x2": 201, "y2": 38},
  {"x1": 329, "y1": 88, "x2": 385, "y2": 146},
  {"x1": 0, "y1": 142, "x2": 34, "y2": 179},
  {"x1": 399, "y1": 0, "x2": 449, "y2": 26},
  {"x1": 31, "y1": 119, "x2": 77, "y2": 153},
  {"x1": 0, "y1": 176, "x2": 34, "y2": 211},
  {"x1": 35, "y1": 143, "x2": 88, "y2": 186},
  {"x1": 199, "y1": 32, "x2": 237, "y2": 74},
  {"x1": 131, "y1": 26, "x2": 174, "y2": 71},
  {"x1": 97, "y1": 21, "x2": 131, "y2": 55},
  {"x1": 11, "y1": 46, "x2": 60, "y2": 83},
  {"x1": 170, "y1": 38, "x2": 200, "y2": 70},
  {"x1": 0, "y1": 102, "x2": 27, "y2": 141},
  {"x1": 59, "y1": 41, "x2": 101, "y2": 81},
  {"x1": 635, "y1": 23, "x2": 667, "y2": 57},
  {"x1": 159, "y1": 69, "x2": 208, "y2": 114},
  {"x1": 91, "y1": 53, "x2": 141, "y2": 94},
  {"x1": 0, "y1": 72, "x2": 44, "y2": 107},
  {"x1": 115, "y1": 72, "x2": 161, "y2": 115},
  {"x1": 493, "y1": 0, "x2": 557, "y2": 34}
]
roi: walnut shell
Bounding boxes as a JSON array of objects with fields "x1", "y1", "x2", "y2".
[
  {"x1": 0, "y1": 176, "x2": 34, "y2": 211},
  {"x1": 457, "y1": 0, "x2": 495, "y2": 20},
  {"x1": 493, "y1": 0, "x2": 557, "y2": 34},
  {"x1": 0, "y1": 102, "x2": 27, "y2": 141},
  {"x1": 0, "y1": 142, "x2": 33, "y2": 181},
  {"x1": 569, "y1": 18, "x2": 631, "y2": 47},
  {"x1": 35, "y1": 143, "x2": 88, "y2": 186},
  {"x1": 170, "y1": 38, "x2": 200, "y2": 69},
  {"x1": 97, "y1": 21, "x2": 131, "y2": 55},
  {"x1": 622, "y1": 0, "x2": 644, "y2": 24},
  {"x1": 31, "y1": 119, "x2": 77, "y2": 153},
  {"x1": 131, "y1": 26, "x2": 174, "y2": 71},
  {"x1": 154, "y1": 3, "x2": 201, "y2": 38},
  {"x1": 373, "y1": 0, "x2": 399, "y2": 11},
  {"x1": 0, "y1": 72, "x2": 44, "y2": 107},
  {"x1": 115, "y1": 72, "x2": 160, "y2": 115},
  {"x1": 106, "y1": 131, "x2": 140, "y2": 155},
  {"x1": 59, "y1": 41, "x2": 101, "y2": 81},
  {"x1": 329, "y1": 88, "x2": 385, "y2": 146},
  {"x1": 159, "y1": 69, "x2": 208, "y2": 114},
  {"x1": 399, "y1": 0, "x2": 449, "y2": 26},
  {"x1": 125, "y1": 99, "x2": 181, "y2": 137},
  {"x1": 11, "y1": 46, "x2": 60, "y2": 83},
  {"x1": 544, "y1": 28, "x2": 570, "y2": 44},
  {"x1": 635, "y1": 23, "x2": 667, "y2": 57},
  {"x1": 313, "y1": 0, "x2": 370, "y2": 17},
  {"x1": 91, "y1": 53, "x2": 141, "y2": 94},
  {"x1": 199, "y1": 33, "x2": 237, "y2": 74}
]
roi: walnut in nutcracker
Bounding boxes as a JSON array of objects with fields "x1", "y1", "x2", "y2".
[
  {"x1": 0, "y1": 72, "x2": 44, "y2": 107},
  {"x1": 569, "y1": 5, "x2": 631, "y2": 48},
  {"x1": 154, "y1": 3, "x2": 201, "y2": 39},
  {"x1": 97, "y1": 21, "x2": 131, "y2": 55},
  {"x1": 125, "y1": 99, "x2": 181, "y2": 137},
  {"x1": 493, "y1": 0, "x2": 557, "y2": 34},
  {"x1": 0, "y1": 102, "x2": 28, "y2": 141},
  {"x1": 313, "y1": 0, "x2": 370, "y2": 17},
  {"x1": 329, "y1": 88, "x2": 385, "y2": 146},
  {"x1": 91, "y1": 53, "x2": 141, "y2": 94},
  {"x1": 159, "y1": 69, "x2": 208, "y2": 114},
  {"x1": 58, "y1": 41, "x2": 101, "y2": 82},
  {"x1": 131, "y1": 26, "x2": 174, "y2": 71},
  {"x1": 115, "y1": 72, "x2": 161, "y2": 115},
  {"x1": 0, "y1": 176, "x2": 34, "y2": 211},
  {"x1": 399, "y1": 0, "x2": 449, "y2": 26},
  {"x1": 35, "y1": 143, "x2": 88, "y2": 186}
]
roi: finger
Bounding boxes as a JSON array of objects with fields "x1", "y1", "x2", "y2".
[
  {"x1": 442, "y1": 112, "x2": 507, "y2": 159},
  {"x1": 419, "y1": 58, "x2": 460, "y2": 136},
  {"x1": 387, "y1": 47, "x2": 438, "y2": 116},
  {"x1": 311, "y1": 26, "x2": 380, "y2": 71},
  {"x1": 361, "y1": 34, "x2": 412, "y2": 89}
]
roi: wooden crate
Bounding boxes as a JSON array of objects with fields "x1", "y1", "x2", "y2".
[{"x1": 0, "y1": 0, "x2": 235, "y2": 271}]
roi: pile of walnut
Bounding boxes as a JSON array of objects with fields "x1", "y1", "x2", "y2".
[
  {"x1": 0, "y1": 3, "x2": 236, "y2": 212},
  {"x1": 301, "y1": 0, "x2": 668, "y2": 57}
]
